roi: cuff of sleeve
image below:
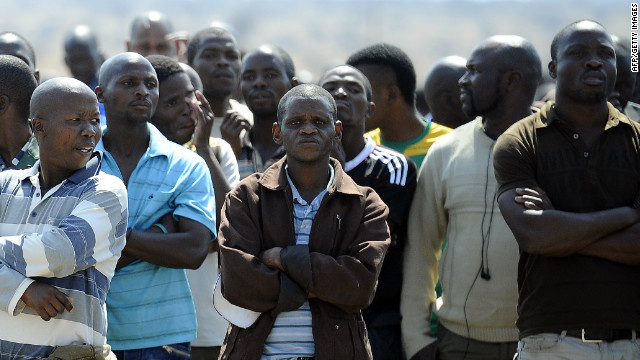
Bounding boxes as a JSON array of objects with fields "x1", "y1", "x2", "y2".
[
  {"x1": 271, "y1": 272, "x2": 307, "y2": 316},
  {"x1": 10, "y1": 277, "x2": 34, "y2": 316},
  {"x1": 280, "y1": 245, "x2": 312, "y2": 291}
]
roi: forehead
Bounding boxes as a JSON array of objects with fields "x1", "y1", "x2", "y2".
[
  {"x1": 198, "y1": 35, "x2": 238, "y2": 52},
  {"x1": 558, "y1": 25, "x2": 613, "y2": 52},
  {"x1": 109, "y1": 58, "x2": 156, "y2": 81},
  {"x1": 242, "y1": 51, "x2": 284, "y2": 72},
  {"x1": 468, "y1": 45, "x2": 499, "y2": 66},
  {"x1": 131, "y1": 23, "x2": 170, "y2": 42},
  {"x1": 321, "y1": 66, "x2": 367, "y2": 87},
  {"x1": 49, "y1": 90, "x2": 99, "y2": 115},
  {"x1": 159, "y1": 72, "x2": 193, "y2": 96},
  {"x1": 283, "y1": 97, "x2": 333, "y2": 119}
]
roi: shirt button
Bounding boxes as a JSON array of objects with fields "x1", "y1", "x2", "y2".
[
  {"x1": 573, "y1": 133, "x2": 579, "y2": 139},
  {"x1": 584, "y1": 152, "x2": 589, "y2": 158},
  {"x1": 335, "y1": 325, "x2": 340, "y2": 330},
  {"x1": 31, "y1": 212, "x2": 36, "y2": 217},
  {"x1": 35, "y1": 193, "x2": 40, "y2": 197}
]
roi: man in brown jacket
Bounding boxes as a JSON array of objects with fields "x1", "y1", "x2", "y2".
[{"x1": 217, "y1": 84, "x2": 391, "y2": 359}]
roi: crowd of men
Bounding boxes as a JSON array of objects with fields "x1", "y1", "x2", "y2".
[{"x1": 0, "y1": 11, "x2": 638, "y2": 360}]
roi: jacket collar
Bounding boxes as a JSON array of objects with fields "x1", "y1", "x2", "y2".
[{"x1": 258, "y1": 156, "x2": 362, "y2": 196}]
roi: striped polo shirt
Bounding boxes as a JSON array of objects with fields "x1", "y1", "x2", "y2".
[
  {"x1": 262, "y1": 165, "x2": 334, "y2": 359},
  {"x1": 0, "y1": 152, "x2": 129, "y2": 359},
  {"x1": 97, "y1": 123, "x2": 216, "y2": 350}
]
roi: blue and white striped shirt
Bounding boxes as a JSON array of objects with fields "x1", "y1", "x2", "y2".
[
  {"x1": 97, "y1": 123, "x2": 216, "y2": 350},
  {"x1": 262, "y1": 165, "x2": 334, "y2": 359},
  {"x1": 0, "y1": 153, "x2": 128, "y2": 359}
]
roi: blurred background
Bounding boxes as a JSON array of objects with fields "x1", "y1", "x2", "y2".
[{"x1": 4, "y1": 0, "x2": 633, "y2": 85}]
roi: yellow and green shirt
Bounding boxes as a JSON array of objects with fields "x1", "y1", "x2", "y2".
[{"x1": 365, "y1": 116, "x2": 452, "y2": 169}]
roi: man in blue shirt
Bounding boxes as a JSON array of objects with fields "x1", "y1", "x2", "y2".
[{"x1": 95, "y1": 52, "x2": 216, "y2": 359}]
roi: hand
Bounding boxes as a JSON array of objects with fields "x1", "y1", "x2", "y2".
[
  {"x1": 192, "y1": 91, "x2": 215, "y2": 149},
  {"x1": 259, "y1": 247, "x2": 283, "y2": 270},
  {"x1": 220, "y1": 110, "x2": 252, "y2": 157},
  {"x1": 21, "y1": 282, "x2": 73, "y2": 321},
  {"x1": 515, "y1": 187, "x2": 554, "y2": 210},
  {"x1": 410, "y1": 341, "x2": 438, "y2": 360},
  {"x1": 331, "y1": 139, "x2": 346, "y2": 168}
]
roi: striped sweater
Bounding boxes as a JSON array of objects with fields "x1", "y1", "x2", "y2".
[{"x1": 0, "y1": 153, "x2": 128, "y2": 359}]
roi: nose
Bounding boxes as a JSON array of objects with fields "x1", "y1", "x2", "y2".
[
  {"x1": 585, "y1": 52, "x2": 603, "y2": 69},
  {"x1": 458, "y1": 72, "x2": 470, "y2": 87},
  {"x1": 81, "y1": 121, "x2": 99, "y2": 137},
  {"x1": 134, "y1": 83, "x2": 150, "y2": 97},
  {"x1": 299, "y1": 120, "x2": 318, "y2": 134},
  {"x1": 253, "y1": 74, "x2": 267, "y2": 89},
  {"x1": 333, "y1": 87, "x2": 347, "y2": 98}
]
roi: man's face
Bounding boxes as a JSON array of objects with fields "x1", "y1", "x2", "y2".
[
  {"x1": 191, "y1": 35, "x2": 241, "y2": 99},
  {"x1": 241, "y1": 51, "x2": 292, "y2": 118},
  {"x1": 352, "y1": 64, "x2": 387, "y2": 132},
  {"x1": 608, "y1": 55, "x2": 636, "y2": 112},
  {"x1": 97, "y1": 57, "x2": 159, "y2": 126},
  {"x1": 551, "y1": 23, "x2": 616, "y2": 104},
  {"x1": 128, "y1": 23, "x2": 176, "y2": 58},
  {"x1": 65, "y1": 43, "x2": 101, "y2": 86},
  {"x1": 274, "y1": 97, "x2": 342, "y2": 164},
  {"x1": 150, "y1": 72, "x2": 197, "y2": 144},
  {"x1": 319, "y1": 66, "x2": 373, "y2": 129},
  {"x1": 36, "y1": 91, "x2": 101, "y2": 173},
  {"x1": 459, "y1": 47, "x2": 504, "y2": 118}
]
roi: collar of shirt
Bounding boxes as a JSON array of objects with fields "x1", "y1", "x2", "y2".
[
  {"x1": 0, "y1": 137, "x2": 33, "y2": 171},
  {"x1": 285, "y1": 163, "x2": 335, "y2": 207},
  {"x1": 97, "y1": 123, "x2": 172, "y2": 160}
]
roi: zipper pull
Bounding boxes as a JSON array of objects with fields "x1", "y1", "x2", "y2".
[{"x1": 336, "y1": 214, "x2": 342, "y2": 230}]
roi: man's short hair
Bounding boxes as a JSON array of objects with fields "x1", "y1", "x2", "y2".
[
  {"x1": 0, "y1": 55, "x2": 37, "y2": 120},
  {"x1": 0, "y1": 31, "x2": 37, "y2": 68},
  {"x1": 346, "y1": 43, "x2": 416, "y2": 106},
  {"x1": 187, "y1": 27, "x2": 235, "y2": 64},
  {"x1": 550, "y1": 19, "x2": 608, "y2": 60},
  {"x1": 147, "y1": 54, "x2": 183, "y2": 83},
  {"x1": 277, "y1": 84, "x2": 336, "y2": 124},
  {"x1": 245, "y1": 45, "x2": 296, "y2": 81}
]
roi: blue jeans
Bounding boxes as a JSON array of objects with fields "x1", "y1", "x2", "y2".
[
  {"x1": 112, "y1": 343, "x2": 191, "y2": 360},
  {"x1": 516, "y1": 332, "x2": 640, "y2": 360}
]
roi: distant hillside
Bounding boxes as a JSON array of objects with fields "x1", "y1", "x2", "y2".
[{"x1": 4, "y1": 0, "x2": 632, "y2": 85}]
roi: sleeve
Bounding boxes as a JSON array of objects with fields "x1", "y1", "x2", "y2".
[
  {"x1": 218, "y1": 182, "x2": 299, "y2": 313},
  {"x1": 292, "y1": 188, "x2": 391, "y2": 314},
  {"x1": 0, "y1": 177, "x2": 128, "y2": 313},
  {"x1": 173, "y1": 156, "x2": 217, "y2": 237},
  {"x1": 400, "y1": 143, "x2": 447, "y2": 357},
  {"x1": 214, "y1": 138, "x2": 240, "y2": 187},
  {"x1": 493, "y1": 126, "x2": 539, "y2": 196}
]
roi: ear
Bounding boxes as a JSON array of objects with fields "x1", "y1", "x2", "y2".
[
  {"x1": 290, "y1": 77, "x2": 300, "y2": 88},
  {"x1": 32, "y1": 117, "x2": 45, "y2": 138},
  {"x1": 0, "y1": 95, "x2": 9, "y2": 116},
  {"x1": 365, "y1": 101, "x2": 376, "y2": 120},
  {"x1": 506, "y1": 71, "x2": 522, "y2": 92},
  {"x1": 125, "y1": 40, "x2": 131, "y2": 52},
  {"x1": 272, "y1": 122, "x2": 283, "y2": 145},
  {"x1": 34, "y1": 70, "x2": 40, "y2": 84},
  {"x1": 95, "y1": 86, "x2": 105, "y2": 103},
  {"x1": 386, "y1": 84, "x2": 399, "y2": 105},
  {"x1": 548, "y1": 60, "x2": 557, "y2": 79},
  {"x1": 334, "y1": 120, "x2": 343, "y2": 141}
]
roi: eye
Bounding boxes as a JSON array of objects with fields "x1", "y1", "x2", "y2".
[
  {"x1": 242, "y1": 74, "x2": 255, "y2": 81},
  {"x1": 349, "y1": 86, "x2": 361, "y2": 94},
  {"x1": 122, "y1": 79, "x2": 133, "y2": 87},
  {"x1": 146, "y1": 81, "x2": 157, "y2": 89}
]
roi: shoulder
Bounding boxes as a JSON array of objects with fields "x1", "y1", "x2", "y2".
[{"x1": 367, "y1": 145, "x2": 416, "y2": 186}]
